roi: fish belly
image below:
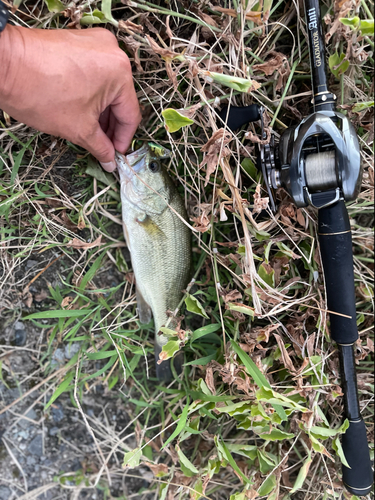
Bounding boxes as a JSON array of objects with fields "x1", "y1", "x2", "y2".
[{"x1": 123, "y1": 194, "x2": 191, "y2": 376}]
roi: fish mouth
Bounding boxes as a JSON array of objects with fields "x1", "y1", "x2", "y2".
[
  {"x1": 116, "y1": 146, "x2": 148, "y2": 177},
  {"x1": 116, "y1": 147, "x2": 149, "y2": 209}
]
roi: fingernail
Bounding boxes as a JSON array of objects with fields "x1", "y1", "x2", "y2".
[{"x1": 100, "y1": 160, "x2": 117, "y2": 172}]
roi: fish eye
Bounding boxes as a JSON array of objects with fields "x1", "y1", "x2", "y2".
[{"x1": 149, "y1": 160, "x2": 160, "y2": 173}]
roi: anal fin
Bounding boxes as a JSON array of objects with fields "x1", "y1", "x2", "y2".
[{"x1": 136, "y1": 287, "x2": 152, "y2": 324}]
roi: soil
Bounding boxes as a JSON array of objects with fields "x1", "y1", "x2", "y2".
[{"x1": 0, "y1": 152, "x2": 154, "y2": 499}]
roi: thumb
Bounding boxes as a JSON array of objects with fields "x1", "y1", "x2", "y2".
[{"x1": 85, "y1": 125, "x2": 117, "y2": 172}]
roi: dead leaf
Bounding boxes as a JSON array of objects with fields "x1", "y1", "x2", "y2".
[
  {"x1": 67, "y1": 236, "x2": 102, "y2": 250},
  {"x1": 214, "y1": 6, "x2": 263, "y2": 25},
  {"x1": 118, "y1": 19, "x2": 143, "y2": 35},
  {"x1": 165, "y1": 15, "x2": 175, "y2": 39},
  {"x1": 253, "y1": 51, "x2": 290, "y2": 91},
  {"x1": 245, "y1": 127, "x2": 271, "y2": 145},
  {"x1": 22, "y1": 286, "x2": 33, "y2": 308},
  {"x1": 190, "y1": 213, "x2": 211, "y2": 233},
  {"x1": 221, "y1": 288, "x2": 242, "y2": 303},
  {"x1": 296, "y1": 209, "x2": 305, "y2": 227},
  {"x1": 146, "y1": 35, "x2": 180, "y2": 61},
  {"x1": 367, "y1": 338, "x2": 374, "y2": 353},
  {"x1": 200, "y1": 129, "x2": 232, "y2": 186},
  {"x1": 306, "y1": 333, "x2": 316, "y2": 357},
  {"x1": 144, "y1": 462, "x2": 168, "y2": 476},
  {"x1": 61, "y1": 296, "x2": 74, "y2": 308},
  {"x1": 177, "y1": 103, "x2": 202, "y2": 120},
  {"x1": 205, "y1": 365, "x2": 216, "y2": 395},
  {"x1": 60, "y1": 211, "x2": 78, "y2": 231},
  {"x1": 120, "y1": 35, "x2": 143, "y2": 73},
  {"x1": 34, "y1": 290, "x2": 48, "y2": 302},
  {"x1": 274, "y1": 333, "x2": 297, "y2": 375},
  {"x1": 253, "y1": 184, "x2": 269, "y2": 213}
]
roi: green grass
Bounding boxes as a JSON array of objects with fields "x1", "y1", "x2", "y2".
[{"x1": 0, "y1": 1, "x2": 374, "y2": 499}]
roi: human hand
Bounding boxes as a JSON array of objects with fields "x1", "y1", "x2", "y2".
[{"x1": 0, "y1": 25, "x2": 142, "y2": 172}]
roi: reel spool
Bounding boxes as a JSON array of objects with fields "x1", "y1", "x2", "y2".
[{"x1": 260, "y1": 110, "x2": 362, "y2": 210}]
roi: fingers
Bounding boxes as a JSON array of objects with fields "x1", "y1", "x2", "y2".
[
  {"x1": 85, "y1": 125, "x2": 117, "y2": 172},
  {"x1": 110, "y1": 84, "x2": 142, "y2": 154}
]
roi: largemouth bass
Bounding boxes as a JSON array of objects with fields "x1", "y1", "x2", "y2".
[{"x1": 116, "y1": 143, "x2": 191, "y2": 381}]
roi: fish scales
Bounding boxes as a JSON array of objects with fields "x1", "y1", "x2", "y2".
[{"x1": 116, "y1": 143, "x2": 191, "y2": 381}]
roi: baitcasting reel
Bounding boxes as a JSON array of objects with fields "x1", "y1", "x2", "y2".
[
  {"x1": 218, "y1": 104, "x2": 363, "y2": 213},
  {"x1": 260, "y1": 108, "x2": 362, "y2": 211}
]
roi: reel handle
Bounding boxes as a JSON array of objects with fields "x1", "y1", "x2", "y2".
[
  {"x1": 217, "y1": 104, "x2": 261, "y2": 131},
  {"x1": 319, "y1": 201, "x2": 373, "y2": 495}
]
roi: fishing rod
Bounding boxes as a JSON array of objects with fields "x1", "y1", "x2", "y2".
[{"x1": 221, "y1": 0, "x2": 373, "y2": 496}]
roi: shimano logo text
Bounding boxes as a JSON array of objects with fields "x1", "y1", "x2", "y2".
[{"x1": 308, "y1": 8, "x2": 317, "y2": 30}]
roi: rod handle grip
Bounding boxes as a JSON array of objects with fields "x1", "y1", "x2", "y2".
[
  {"x1": 318, "y1": 201, "x2": 358, "y2": 344},
  {"x1": 342, "y1": 418, "x2": 373, "y2": 496}
]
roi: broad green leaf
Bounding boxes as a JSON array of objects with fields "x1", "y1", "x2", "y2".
[
  {"x1": 257, "y1": 449, "x2": 277, "y2": 474},
  {"x1": 310, "y1": 419, "x2": 349, "y2": 440},
  {"x1": 219, "y1": 439, "x2": 252, "y2": 484},
  {"x1": 258, "y1": 262, "x2": 275, "y2": 287},
  {"x1": 202, "y1": 71, "x2": 259, "y2": 93},
  {"x1": 191, "y1": 323, "x2": 221, "y2": 342},
  {"x1": 256, "y1": 386, "x2": 307, "y2": 412},
  {"x1": 352, "y1": 101, "x2": 374, "y2": 113},
  {"x1": 123, "y1": 447, "x2": 142, "y2": 468},
  {"x1": 230, "y1": 493, "x2": 246, "y2": 500},
  {"x1": 184, "y1": 353, "x2": 217, "y2": 366},
  {"x1": 85, "y1": 156, "x2": 117, "y2": 191},
  {"x1": 81, "y1": 10, "x2": 107, "y2": 25},
  {"x1": 227, "y1": 302, "x2": 255, "y2": 317},
  {"x1": 45, "y1": 372, "x2": 74, "y2": 410},
  {"x1": 159, "y1": 327, "x2": 179, "y2": 338},
  {"x1": 160, "y1": 340, "x2": 180, "y2": 360},
  {"x1": 231, "y1": 341, "x2": 287, "y2": 421},
  {"x1": 115, "y1": 248, "x2": 128, "y2": 273},
  {"x1": 308, "y1": 432, "x2": 330, "y2": 455},
  {"x1": 176, "y1": 445, "x2": 199, "y2": 475},
  {"x1": 329, "y1": 52, "x2": 349, "y2": 78},
  {"x1": 162, "y1": 109, "x2": 194, "y2": 133},
  {"x1": 226, "y1": 444, "x2": 257, "y2": 461},
  {"x1": 230, "y1": 341, "x2": 268, "y2": 388},
  {"x1": 159, "y1": 483, "x2": 169, "y2": 500},
  {"x1": 44, "y1": 0, "x2": 65, "y2": 13},
  {"x1": 86, "y1": 350, "x2": 117, "y2": 360},
  {"x1": 216, "y1": 401, "x2": 252, "y2": 416},
  {"x1": 162, "y1": 397, "x2": 190, "y2": 449},
  {"x1": 339, "y1": 16, "x2": 360, "y2": 28},
  {"x1": 263, "y1": 0, "x2": 273, "y2": 19},
  {"x1": 257, "y1": 474, "x2": 276, "y2": 496},
  {"x1": 241, "y1": 158, "x2": 259, "y2": 180},
  {"x1": 185, "y1": 293, "x2": 209, "y2": 318},
  {"x1": 290, "y1": 455, "x2": 312, "y2": 493},
  {"x1": 108, "y1": 374, "x2": 118, "y2": 390},
  {"x1": 332, "y1": 436, "x2": 350, "y2": 468},
  {"x1": 24, "y1": 309, "x2": 92, "y2": 320},
  {"x1": 258, "y1": 428, "x2": 295, "y2": 441},
  {"x1": 360, "y1": 19, "x2": 374, "y2": 36}
]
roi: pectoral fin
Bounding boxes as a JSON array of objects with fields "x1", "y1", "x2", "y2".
[
  {"x1": 136, "y1": 214, "x2": 164, "y2": 237},
  {"x1": 136, "y1": 287, "x2": 152, "y2": 324}
]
